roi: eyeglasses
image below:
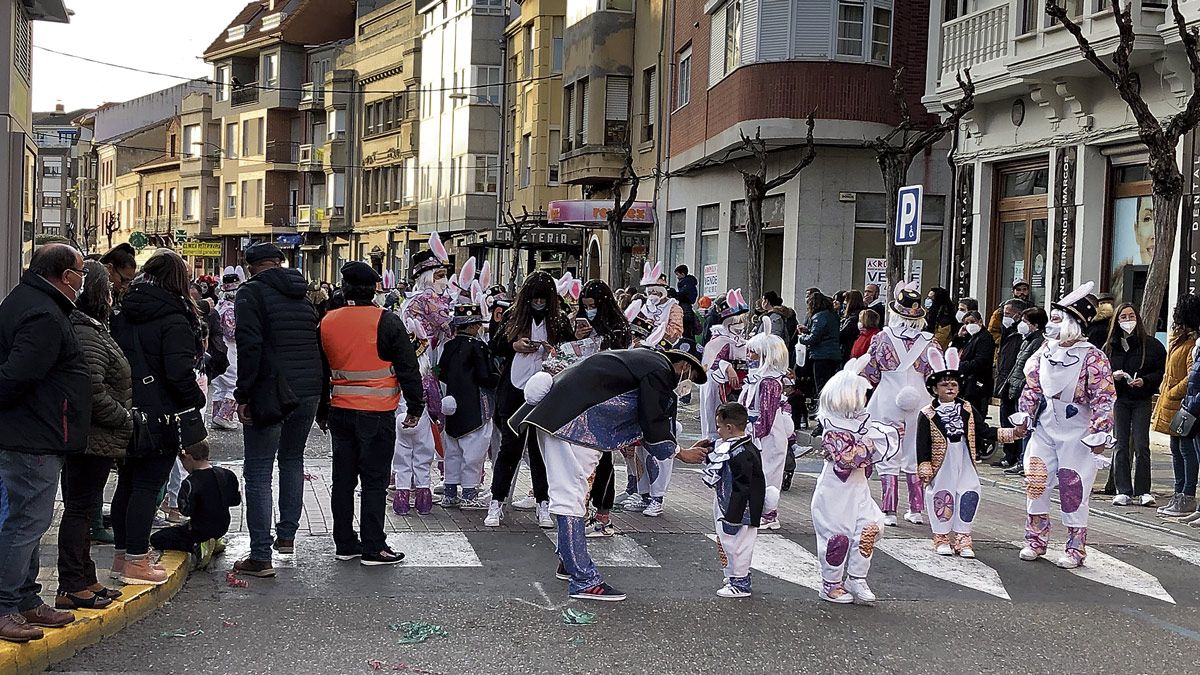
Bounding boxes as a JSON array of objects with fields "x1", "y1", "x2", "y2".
[{"x1": 66, "y1": 267, "x2": 86, "y2": 279}]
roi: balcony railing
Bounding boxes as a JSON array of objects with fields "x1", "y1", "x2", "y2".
[
  {"x1": 232, "y1": 84, "x2": 260, "y2": 107},
  {"x1": 297, "y1": 204, "x2": 324, "y2": 226},
  {"x1": 300, "y1": 82, "x2": 324, "y2": 110},
  {"x1": 941, "y1": 3, "x2": 1009, "y2": 78},
  {"x1": 298, "y1": 144, "x2": 325, "y2": 171},
  {"x1": 266, "y1": 140, "x2": 299, "y2": 164}
]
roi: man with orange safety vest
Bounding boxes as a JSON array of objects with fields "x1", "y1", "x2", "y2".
[{"x1": 317, "y1": 262, "x2": 425, "y2": 566}]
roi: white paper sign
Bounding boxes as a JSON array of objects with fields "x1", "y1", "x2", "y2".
[{"x1": 702, "y1": 263, "x2": 719, "y2": 297}]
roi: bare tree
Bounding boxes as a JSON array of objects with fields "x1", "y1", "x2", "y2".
[
  {"x1": 501, "y1": 206, "x2": 541, "y2": 294},
  {"x1": 867, "y1": 68, "x2": 975, "y2": 291},
  {"x1": 604, "y1": 144, "x2": 641, "y2": 289},
  {"x1": 1047, "y1": 0, "x2": 1200, "y2": 326},
  {"x1": 733, "y1": 114, "x2": 817, "y2": 303}
]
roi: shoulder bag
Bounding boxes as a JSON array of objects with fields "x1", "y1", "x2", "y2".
[{"x1": 125, "y1": 322, "x2": 208, "y2": 457}]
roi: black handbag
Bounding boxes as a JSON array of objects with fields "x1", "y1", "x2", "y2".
[
  {"x1": 124, "y1": 320, "x2": 208, "y2": 457},
  {"x1": 243, "y1": 283, "x2": 300, "y2": 427},
  {"x1": 1170, "y1": 407, "x2": 1198, "y2": 438}
]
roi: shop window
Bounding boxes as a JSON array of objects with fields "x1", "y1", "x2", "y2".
[
  {"x1": 1108, "y1": 162, "x2": 1158, "y2": 313},
  {"x1": 994, "y1": 163, "x2": 1051, "y2": 308}
]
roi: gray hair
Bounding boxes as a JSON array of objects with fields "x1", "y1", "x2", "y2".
[{"x1": 76, "y1": 260, "x2": 114, "y2": 323}]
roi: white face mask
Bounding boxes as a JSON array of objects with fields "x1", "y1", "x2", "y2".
[
  {"x1": 965, "y1": 323, "x2": 981, "y2": 336},
  {"x1": 955, "y1": 310, "x2": 966, "y2": 323},
  {"x1": 924, "y1": 299, "x2": 934, "y2": 309},
  {"x1": 1017, "y1": 321, "x2": 1032, "y2": 337},
  {"x1": 1119, "y1": 320, "x2": 1137, "y2": 335},
  {"x1": 433, "y1": 277, "x2": 449, "y2": 293},
  {"x1": 1045, "y1": 322, "x2": 1061, "y2": 340},
  {"x1": 1002, "y1": 316, "x2": 1015, "y2": 329}
]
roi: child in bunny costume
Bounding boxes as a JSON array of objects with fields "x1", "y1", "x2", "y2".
[
  {"x1": 699, "y1": 290, "x2": 751, "y2": 443},
  {"x1": 917, "y1": 347, "x2": 1022, "y2": 558},
  {"x1": 862, "y1": 281, "x2": 942, "y2": 527},
  {"x1": 739, "y1": 325, "x2": 793, "y2": 529},
  {"x1": 811, "y1": 355, "x2": 900, "y2": 605},
  {"x1": 392, "y1": 233, "x2": 454, "y2": 516},
  {"x1": 1013, "y1": 283, "x2": 1116, "y2": 569},
  {"x1": 210, "y1": 266, "x2": 245, "y2": 430},
  {"x1": 638, "y1": 262, "x2": 683, "y2": 344}
]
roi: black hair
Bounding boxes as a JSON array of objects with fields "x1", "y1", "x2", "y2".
[
  {"x1": 963, "y1": 310, "x2": 983, "y2": 323},
  {"x1": 28, "y1": 243, "x2": 79, "y2": 279},
  {"x1": 1173, "y1": 293, "x2": 1200, "y2": 333},
  {"x1": 928, "y1": 287, "x2": 954, "y2": 328},
  {"x1": 76, "y1": 261, "x2": 113, "y2": 323},
  {"x1": 1021, "y1": 306, "x2": 1049, "y2": 330},
  {"x1": 99, "y1": 243, "x2": 137, "y2": 272},
  {"x1": 958, "y1": 297, "x2": 979, "y2": 312},
  {"x1": 504, "y1": 271, "x2": 562, "y2": 342},
  {"x1": 675, "y1": 264, "x2": 689, "y2": 275},
  {"x1": 716, "y1": 401, "x2": 749, "y2": 429},
  {"x1": 808, "y1": 291, "x2": 834, "y2": 316},
  {"x1": 342, "y1": 280, "x2": 376, "y2": 305},
  {"x1": 763, "y1": 291, "x2": 783, "y2": 307},
  {"x1": 580, "y1": 279, "x2": 632, "y2": 350}
]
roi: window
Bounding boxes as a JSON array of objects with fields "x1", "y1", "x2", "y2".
[
  {"x1": 215, "y1": 65, "x2": 231, "y2": 102},
  {"x1": 836, "y1": 1, "x2": 865, "y2": 57},
  {"x1": 474, "y1": 66, "x2": 502, "y2": 105},
  {"x1": 263, "y1": 53, "x2": 279, "y2": 87},
  {"x1": 604, "y1": 76, "x2": 630, "y2": 145},
  {"x1": 605, "y1": 0, "x2": 633, "y2": 10},
  {"x1": 42, "y1": 194, "x2": 62, "y2": 208},
  {"x1": 724, "y1": 0, "x2": 741, "y2": 76},
  {"x1": 520, "y1": 135, "x2": 531, "y2": 188},
  {"x1": 548, "y1": 130, "x2": 561, "y2": 184},
  {"x1": 473, "y1": 155, "x2": 499, "y2": 193},
  {"x1": 14, "y1": 11, "x2": 31, "y2": 82},
  {"x1": 169, "y1": 187, "x2": 177, "y2": 217},
  {"x1": 641, "y1": 67, "x2": 657, "y2": 143},
  {"x1": 871, "y1": 6, "x2": 892, "y2": 63},
  {"x1": 156, "y1": 190, "x2": 165, "y2": 217},
  {"x1": 183, "y1": 187, "x2": 199, "y2": 221},
  {"x1": 182, "y1": 124, "x2": 201, "y2": 158},
  {"x1": 145, "y1": 191, "x2": 152, "y2": 217},
  {"x1": 676, "y1": 48, "x2": 691, "y2": 108},
  {"x1": 225, "y1": 123, "x2": 238, "y2": 159},
  {"x1": 552, "y1": 18, "x2": 564, "y2": 74},
  {"x1": 329, "y1": 110, "x2": 346, "y2": 140},
  {"x1": 225, "y1": 182, "x2": 237, "y2": 217},
  {"x1": 709, "y1": 1, "x2": 740, "y2": 84},
  {"x1": 524, "y1": 25, "x2": 534, "y2": 78},
  {"x1": 42, "y1": 162, "x2": 62, "y2": 177},
  {"x1": 564, "y1": 85, "x2": 575, "y2": 150},
  {"x1": 243, "y1": 120, "x2": 252, "y2": 157},
  {"x1": 668, "y1": 209, "x2": 686, "y2": 272},
  {"x1": 576, "y1": 78, "x2": 590, "y2": 147}
]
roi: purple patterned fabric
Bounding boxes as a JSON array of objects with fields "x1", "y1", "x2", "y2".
[
  {"x1": 823, "y1": 430, "x2": 873, "y2": 482},
  {"x1": 959, "y1": 490, "x2": 979, "y2": 523},
  {"x1": 708, "y1": 343, "x2": 732, "y2": 372},
  {"x1": 557, "y1": 515, "x2": 605, "y2": 594},
  {"x1": 1025, "y1": 513, "x2": 1050, "y2": 553},
  {"x1": 906, "y1": 472, "x2": 925, "y2": 513},
  {"x1": 1066, "y1": 526, "x2": 1088, "y2": 561},
  {"x1": 1018, "y1": 344, "x2": 1117, "y2": 437},
  {"x1": 553, "y1": 390, "x2": 643, "y2": 450},
  {"x1": 1058, "y1": 468, "x2": 1084, "y2": 513},
  {"x1": 752, "y1": 377, "x2": 785, "y2": 439},
  {"x1": 933, "y1": 490, "x2": 954, "y2": 522},
  {"x1": 392, "y1": 489, "x2": 411, "y2": 515},
  {"x1": 421, "y1": 373, "x2": 443, "y2": 422},
  {"x1": 404, "y1": 291, "x2": 453, "y2": 349},
  {"x1": 414, "y1": 487, "x2": 433, "y2": 515},
  {"x1": 881, "y1": 474, "x2": 898, "y2": 513},
  {"x1": 826, "y1": 534, "x2": 850, "y2": 566}
]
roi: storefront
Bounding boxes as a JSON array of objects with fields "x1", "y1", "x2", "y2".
[
  {"x1": 991, "y1": 161, "x2": 1050, "y2": 309},
  {"x1": 548, "y1": 199, "x2": 656, "y2": 288}
]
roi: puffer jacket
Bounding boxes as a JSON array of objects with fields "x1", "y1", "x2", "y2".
[
  {"x1": 1153, "y1": 332, "x2": 1196, "y2": 434},
  {"x1": 1004, "y1": 331, "x2": 1045, "y2": 400},
  {"x1": 112, "y1": 282, "x2": 206, "y2": 416},
  {"x1": 234, "y1": 267, "x2": 323, "y2": 403},
  {"x1": 70, "y1": 311, "x2": 133, "y2": 458}
]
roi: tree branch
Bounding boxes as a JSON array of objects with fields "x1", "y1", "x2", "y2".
[
  {"x1": 765, "y1": 113, "x2": 817, "y2": 191},
  {"x1": 1166, "y1": 0, "x2": 1200, "y2": 140}
]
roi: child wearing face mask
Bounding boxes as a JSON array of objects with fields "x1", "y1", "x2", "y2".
[{"x1": 952, "y1": 310, "x2": 996, "y2": 418}]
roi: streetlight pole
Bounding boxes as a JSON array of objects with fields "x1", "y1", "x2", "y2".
[{"x1": 496, "y1": 2, "x2": 510, "y2": 286}]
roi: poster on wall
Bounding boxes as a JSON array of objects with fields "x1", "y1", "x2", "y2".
[
  {"x1": 1109, "y1": 194, "x2": 1156, "y2": 304},
  {"x1": 702, "y1": 263, "x2": 719, "y2": 297},
  {"x1": 865, "y1": 258, "x2": 888, "y2": 292},
  {"x1": 908, "y1": 259, "x2": 923, "y2": 289}
]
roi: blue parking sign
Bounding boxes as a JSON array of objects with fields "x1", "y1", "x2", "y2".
[{"x1": 894, "y1": 184, "x2": 923, "y2": 246}]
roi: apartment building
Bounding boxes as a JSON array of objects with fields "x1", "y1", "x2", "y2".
[
  {"x1": 658, "y1": 0, "x2": 949, "y2": 306},
  {"x1": 927, "y1": 0, "x2": 1197, "y2": 332},
  {"x1": 554, "y1": 0, "x2": 668, "y2": 287},
  {"x1": 32, "y1": 104, "x2": 93, "y2": 243},
  {"x1": 417, "y1": 0, "x2": 507, "y2": 271},
  {"x1": 178, "y1": 92, "x2": 222, "y2": 272},
  {"x1": 94, "y1": 119, "x2": 171, "y2": 251},
  {"x1": 2, "y1": 0, "x2": 70, "y2": 289},
  {"x1": 204, "y1": 0, "x2": 356, "y2": 270}
]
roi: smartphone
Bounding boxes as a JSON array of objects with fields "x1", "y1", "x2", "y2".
[{"x1": 575, "y1": 317, "x2": 591, "y2": 329}]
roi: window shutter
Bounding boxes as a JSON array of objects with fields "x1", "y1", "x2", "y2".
[
  {"x1": 648, "y1": 69, "x2": 658, "y2": 121},
  {"x1": 758, "y1": 0, "x2": 790, "y2": 61},
  {"x1": 741, "y1": 0, "x2": 758, "y2": 65},
  {"x1": 709, "y1": 3, "x2": 727, "y2": 86},
  {"x1": 564, "y1": 86, "x2": 574, "y2": 140},
  {"x1": 580, "y1": 80, "x2": 590, "y2": 144},
  {"x1": 605, "y1": 76, "x2": 630, "y2": 121},
  {"x1": 793, "y1": 0, "x2": 831, "y2": 58}
]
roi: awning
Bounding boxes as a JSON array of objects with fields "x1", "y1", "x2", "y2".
[
  {"x1": 459, "y1": 227, "x2": 583, "y2": 249},
  {"x1": 547, "y1": 200, "x2": 656, "y2": 228}
]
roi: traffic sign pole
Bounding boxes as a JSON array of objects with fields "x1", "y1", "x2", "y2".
[{"x1": 894, "y1": 184, "x2": 924, "y2": 285}]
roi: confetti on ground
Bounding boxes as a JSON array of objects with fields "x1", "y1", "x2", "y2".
[
  {"x1": 222, "y1": 620, "x2": 240, "y2": 628},
  {"x1": 366, "y1": 659, "x2": 441, "y2": 673},
  {"x1": 561, "y1": 608, "x2": 596, "y2": 626},
  {"x1": 303, "y1": 472, "x2": 319, "y2": 481},
  {"x1": 225, "y1": 572, "x2": 249, "y2": 588},
  {"x1": 159, "y1": 629, "x2": 204, "y2": 638},
  {"x1": 386, "y1": 621, "x2": 449, "y2": 644},
  {"x1": 566, "y1": 636, "x2": 585, "y2": 647}
]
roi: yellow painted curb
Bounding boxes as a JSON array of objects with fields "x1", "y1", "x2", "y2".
[{"x1": 0, "y1": 551, "x2": 190, "y2": 675}]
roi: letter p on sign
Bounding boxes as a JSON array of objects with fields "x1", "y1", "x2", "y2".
[{"x1": 894, "y1": 184, "x2": 923, "y2": 247}]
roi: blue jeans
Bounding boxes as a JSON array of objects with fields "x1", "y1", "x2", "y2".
[
  {"x1": 1171, "y1": 435, "x2": 1200, "y2": 497},
  {"x1": 0, "y1": 452, "x2": 63, "y2": 615},
  {"x1": 242, "y1": 396, "x2": 319, "y2": 561}
]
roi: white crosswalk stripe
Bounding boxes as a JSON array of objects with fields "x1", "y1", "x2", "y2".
[
  {"x1": 1157, "y1": 544, "x2": 1200, "y2": 569},
  {"x1": 706, "y1": 533, "x2": 824, "y2": 592},
  {"x1": 1010, "y1": 541, "x2": 1175, "y2": 605},
  {"x1": 386, "y1": 533, "x2": 482, "y2": 567},
  {"x1": 877, "y1": 538, "x2": 1011, "y2": 600},
  {"x1": 541, "y1": 532, "x2": 660, "y2": 567}
]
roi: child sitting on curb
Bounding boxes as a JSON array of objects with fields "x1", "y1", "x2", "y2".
[{"x1": 150, "y1": 440, "x2": 241, "y2": 569}]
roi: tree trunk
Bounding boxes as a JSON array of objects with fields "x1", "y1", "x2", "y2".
[
  {"x1": 880, "y1": 153, "x2": 910, "y2": 293},
  {"x1": 607, "y1": 218, "x2": 623, "y2": 288},
  {"x1": 745, "y1": 185, "x2": 765, "y2": 304},
  {"x1": 1142, "y1": 186, "x2": 1182, "y2": 328},
  {"x1": 508, "y1": 245, "x2": 520, "y2": 296}
]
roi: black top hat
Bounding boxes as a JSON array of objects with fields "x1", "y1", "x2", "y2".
[
  {"x1": 630, "y1": 312, "x2": 656, "y2": 338},
  {"x1": 660, "y1": 340, "x2": 706, "y2": 385},
  {"x1": 451, "y1": 302, "x2": 486, "y2": 326},
  {"x1": 411, "y1": 250, "x2": 449, "y2": 279},
  {"x1": 1051, "y1": 282, "x2": 1099, "y2": 327},
  {"x1": 891, "y1": 285, "x2": 926, "y2": 320}
]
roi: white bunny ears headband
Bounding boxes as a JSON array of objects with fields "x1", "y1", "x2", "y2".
[
  {"x1": 927, "y1": 347, "x2": 960, "y2": 375},
  {"x1": 639, "y1": 261, "x2": 666, "y2": 288},
  {"x1": 556, "y1": 271, "x2": 582, "y2": 301}
]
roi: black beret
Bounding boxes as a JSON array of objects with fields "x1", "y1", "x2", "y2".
[
  {"x1": 341, "y1": 261, "x2": 382, "y2": 286},
  {"x1": 244, "y1": 242, "x2": 285, "y2": 264}
]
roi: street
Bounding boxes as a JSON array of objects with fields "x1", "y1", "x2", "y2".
[{"x1": 49, "y1": 411, "x2": 1200, "y2": 674}]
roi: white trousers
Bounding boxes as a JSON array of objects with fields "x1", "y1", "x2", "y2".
[
  {"x1": 699, "y1": 379, "x2": 724, "y2": 442},
  {"x1": 811, "y1": 462, "x2": 884, "y2": 585},
  {"x1": 393, "y1": 401, "x2": 438, "y2": 489},
  {"x1": 758, "y1": 416, "x2": 793, "y2": 513},
  {"x1": 925, "y1": 440, "x2": 982, "y2": 536},
  {"x1": 1024, "y1": 399, "x2": 1097, "y2": 528},
  {"x1": 713, "y1": 498, "x2": 756, "y2": 579},
  {"x1": 632, "y1": 447, "x2": 674, "y2": 498},
  {"x1": 539, "y1": 431, "x2": 604, "y2": 518},
  {"x1": 444, "y1": 422, "x2": 494, "y2": 489}
]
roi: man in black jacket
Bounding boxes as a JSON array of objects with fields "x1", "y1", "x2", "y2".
[
  {"x1": 0, "y1": 244, "x2": 91, "y2": 642},
  {"x1": 233, "y1": 243, "x2": 324, "y2": 578},
  {"x1": 993, "y1": 299, "x2": 1029, "y2": 472},
  {"x1": 675, "y1": 265, "x2": 700, "y2": 337}
]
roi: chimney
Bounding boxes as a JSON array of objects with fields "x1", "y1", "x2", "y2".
[{"x1": 55, "y1": 103, "x2": 65, "y2": 113}]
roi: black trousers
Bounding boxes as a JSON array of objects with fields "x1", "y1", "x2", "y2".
[
  {"x1": 589, "y1": 453, "x2": 615, "y2": 511},
  {"x1": 812, "y1": 359, "x2": 840, "y2": 399},
  {"x1": 150, "y1": 524, "x2": 197, "y2": 553},
  {"x1": 328, "y1": 408, "x2": 395, "y2": 553},
  {"x1": 112, "y1": 453, "x2": 175, "y2": 556},
  {"x1": 490, "y1": 388, "x2": 549, "y2": 503},
  {"x1": 57, "y1": 454, "x2": 114, "y2": 592},
  {"x1": 1113, "y1": 397, "x2": 1153, "y2": 497},
  {"x1": 999, "y1": 395, "x2": 1023, "y2": 464}
]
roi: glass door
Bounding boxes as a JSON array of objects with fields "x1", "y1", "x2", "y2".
[{"x1": 996, "y1": 211, "x2": 1047, "y2": 307}]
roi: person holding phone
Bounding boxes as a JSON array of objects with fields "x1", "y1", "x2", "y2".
[{"x1": 1106, "y1": 303, "x2": 1165, "y2": 507}]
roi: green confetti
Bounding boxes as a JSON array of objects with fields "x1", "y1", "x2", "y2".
[
  {"x1": 561, "y1": 608, "x2": 596, "y2": 625},
  {"x1": 387, "y1": 621, "x2": 449, "y2": 644}
]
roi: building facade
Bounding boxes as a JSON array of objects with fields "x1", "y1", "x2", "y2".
[
  {"x1": 927, "y1": 0, "x2": 1200, "y2": 330},
  {"x1": 178, "y1": 92, "x2": 222, "y2": 272},
  {"x1": 32, "y1": 105, "x2": 92, "y2": 244},
  {"x1": 659, "y1": 0, "x2": 950, "y2": 306},
  {"x1": 2, "y1": 0, "x2": 70, "y2": 289},
  {"x1": 93, "y1": 119, "x2": 171, "y2": 253}
]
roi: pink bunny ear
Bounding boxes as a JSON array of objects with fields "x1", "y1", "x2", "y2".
[
  {"x1": 734, "y1": 289, "x2": 745, "y2": 307},
  {"x1": 646, "y1": 318, "x2": 668, "y2": 347},
  {"x1": 460, "y1": 256, "x2": 477, "y2": 284},
  {"x1": 927, "y1": 347, "x2": 945, "y2": 373},
  {"x1": 945, "y1": 347, "x2": 960, "y2": 371},
  {"x1": 569, "y1": 280, "x2": 582, "y2": 301},
  {"x1": 643, "y1": 261, "x2": 652, "y2": 279},
  {"x1": 625, "y1": 299, "x2": 644, "y2": 322},
  {"x1": 906, "y1": 280, "x2": 921, "y2": 293},
  {"x1": 725, "y1": 289, "x2": 737, "y2": 306},
  {"x1": 479, "y1": 260, "x2": 491, "y2": 288},
  {"x1": 449, "y1": 273, "x2": 460, "y2": 291},
  {"x1": 651, "y1": 261, "x2": 663, "y2": 280},
  {"x1": 429, "y1": 231, "x2": 448, "y2": 263},
  {"x1": 1057, "y1": 281, "x2": 1095, "y2": 307},
  {"x1": 894, "y1": 283, "x2": 905, "y2": 301},
  {"x1": 470, "y1": 280, "x2": 483, "y2": 304}
]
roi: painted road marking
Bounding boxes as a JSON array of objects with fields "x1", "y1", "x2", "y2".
[
  {"x1": 705, "y1": 533, "x2": 824, "y2": 592},
  {"x1": 1157, "y1": 544, "x2": 1200, "y2": 569},
  {"x1": 388, "y1": 533, "x2": 482, "y2": 567},
  {"x1": 1011, "y1": 541, "x2": 1175, "y2": 605},
  {"x1": 876, "y1": 538, "x2": 1011, "y2": 600},
  {"x1": 542, "y1": 532, "x2": 660, "y2": 567}
]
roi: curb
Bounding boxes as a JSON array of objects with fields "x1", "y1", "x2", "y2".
[{"x1": 0, "y1": 551, "x2": 189, "y2": 674}]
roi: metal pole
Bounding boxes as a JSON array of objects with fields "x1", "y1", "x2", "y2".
[
  {"x1": 496, "y1": 2, "x2": 510, "y2": 282},
  {"x1": 904, "y1": 246, "x2": 913, "y2": 285}
]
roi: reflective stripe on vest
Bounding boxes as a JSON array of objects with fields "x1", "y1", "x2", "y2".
[{"x1": 321, "y1": 306, "x2": 402, "y2": 412}]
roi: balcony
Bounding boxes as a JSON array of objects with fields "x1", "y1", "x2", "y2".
[
  {"x1": 266, "y1": 140, "x2": 299, "y2": 165},
  {"x1": 299, "y1": 82, "x2": 324, "y2": 111},
  {"x1": 232, "y1": 84, "x2": 260, "y2": 107},
  {"x1": 940, "y1": 3, "x2": 1009, "y2": 81},
  {"x1": 297, "y1": 204, "x2": 324, "y2": 227},
  {"x1": 560, "y1": 143, "x2": 628, "y2": 185},
  {"x1": 298, "y1": 144, "x2": 325, "y2": 172}
]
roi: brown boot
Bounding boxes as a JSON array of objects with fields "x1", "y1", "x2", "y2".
[
  {"x1": 121, "y1": 553, "x2": 169, "y2": 585},
  {"x1": 20, "y1": 604, "x2": 74, "y2": 628},
  {"x1": 0, "y1": 614, "x2": 44, "y2": 643}
]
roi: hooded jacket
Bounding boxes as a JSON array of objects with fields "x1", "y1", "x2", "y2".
[
  {"x1": 234, "y1": 267, "x2": 323, "y2": 403},
  {"x1": 112, "y1": 282, "x2": 206, "y2": 415}
]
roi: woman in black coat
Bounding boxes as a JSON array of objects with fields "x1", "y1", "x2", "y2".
[
  {"x1": 111, "y1": 249, "x2": 206, "y2": 585},
  {"x1": 1106, "y1": 303, "x2": 1167, "y2": 506},
  {"x1": 953, "y1": 310, "x2": 996, "y2": 416}
]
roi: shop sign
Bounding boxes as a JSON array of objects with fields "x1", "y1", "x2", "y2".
[
  {"x1": 950, "y1": 165, "x2": 974, "y2": 300},
  {"x1": 1182, "y1": 131, "x2": 1200, "y2": 296},
  {"x1": 865, "y1": 258, "x2": 888, "y2": 290},
  {"x1": 548, "y1": 200, "x2": 656, "y2": 225},
  {"x1": 276, "y1": 234, "x2": 303, "y2": 246},
  {"x1": 180, "y1": 241, "x2": 222, "y2": 257},
  {"x1": 1052, "y1": 146, "x2": 1078, "y2": 300},
  {"x1": 702, "y1": 264, "x2": 719, "y2": 297}
]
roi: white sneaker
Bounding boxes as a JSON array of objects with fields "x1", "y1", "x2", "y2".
[
  {"x1": 512, "y1": 494, "x2": 538, "y2": 510},
  {"x1": 484, "y1": 500, "x2": 503, "y2": 527},
  {"x1": 1182, "y1": 510, "x2": 1200, "y2": 524},
  {"x1": 642, "y1": 500, "x2": 664, "y2": 517},
  {"x1": 760, "y1": 518, "x2": 781, "y2": 530},
  {"x1": 1112, "y1": 494, "x2": 1131, "y2": 506},
  {"x1": 716, "y1": 583, "x2": 751, "y2": 598},
  {"x1": 1018, "y1": 546, "x2": 1043, "y2": 561},
  {"x1": 1138, "y1": 494, "x2": 1156, "y2": 507},
  {"x1": 1055, "y1": 554, "x2": 1082, "y2": 569},
  {"x1": 819, "y1": 588, "x2": 854, "y2": 604},
  {"x1": 882, "y1": 514, "x2": 897, "y2": 527},
  {"x1": 959, "y1": 547, "x2": 976, "y2": 559},
  {"x1": 211, "y1": 416, "x2": 238, "y2": 430},
  {"x1": 935, "y1": 543, "x2": 953, "y2": 556},
  {"x1": 903, "y1": 511, "x2": 923, "y2": 525},
  {"x1": 621, "y1": 493, "x2": 647, "y2": 512},
  {"x1": 536, "y1": 501, "x2": 554, "y2": 528},
  {"x1": 844, "y1": 578, "x2": 876, "y2": 605}
]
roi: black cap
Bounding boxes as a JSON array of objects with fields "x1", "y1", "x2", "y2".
[
  {"x1": 244, "y1": 242, "x2": 285, "y2": 264},
  {"x1": 341, "y1": 261, "x2": 382, "y2": 286}
]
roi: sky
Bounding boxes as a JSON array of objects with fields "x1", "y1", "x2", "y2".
[{"x1": 31, "y1": 0, "x2": 253, "y2": 112}]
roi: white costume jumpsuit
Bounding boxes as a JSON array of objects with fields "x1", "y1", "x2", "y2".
[{"x1": 738, "y1": 367, "x2": 792, "y2": 523}]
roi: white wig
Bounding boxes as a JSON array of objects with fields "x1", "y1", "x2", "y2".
[
  {"x1": 819, "y1": 369, "x2": 870, "y2": 420},
  {"x1": 888, "y1": 312, "x2": 926, "y2": 331},
  {"x1": 1050, "y1": 309, "x2": 1084, "y2": 343},
  {"x1": 413, "y1": 268, "x2": 437, "y2": 292},
  {"x1": 747, "y1": 332, "x2": 789, "y2": 374}
]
